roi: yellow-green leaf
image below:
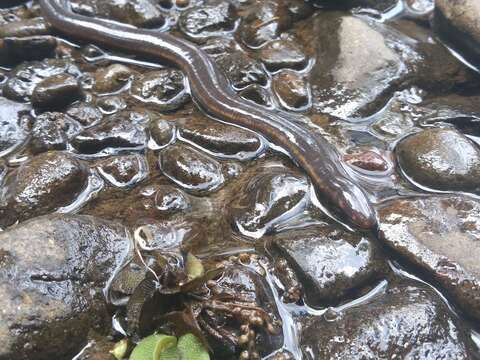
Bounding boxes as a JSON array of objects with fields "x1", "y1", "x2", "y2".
[
  {"x1": 185, "y1": 253, "x2": 204, "y2": 280},
  {"x1": 110, "y1": 339, "x2": 129, "y2": 360},
  {"x1": 177, "y1": 334, "x2": 210, "y2": 360},
  {"x1": 157, "y1": 346, "x2": 180, "y2": 360},
  {"x1": 130, "y1": 334, "x2": 177, "y2": 360}
]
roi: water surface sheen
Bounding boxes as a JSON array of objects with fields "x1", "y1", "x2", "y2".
[{"x1": 1, "y1": 0, "x2": 480, "y2": 359}]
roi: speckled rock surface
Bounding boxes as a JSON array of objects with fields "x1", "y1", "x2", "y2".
[
  {"x1": 378, "y1": 195, "x2": 480, "y2": 321},
  {"x1": 300, "y1": 279, "x2": 476, "y2": 359},
  {"x1": 0, "y1": 214, "x2": 132, "y2": 360},
  {"x1": 272, "y1": 225, "x2": 386, "y2": 306}
]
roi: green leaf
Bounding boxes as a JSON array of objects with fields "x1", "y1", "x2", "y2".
[
  {"x1": 177, "y1": 334, "x2": 210, "y2": 360},
  {"x1": 129, "y1": 333, "x2": 209, "y2": 360},
  {"x1": 157, "y1": 346, "x2": 180, "y2": 360},
  {"x1": 185, "y1": 253, "x2": 204, "y2": 280},
  {"x1": 130, "y1": 334, "x2": 177, "y2": 360}
]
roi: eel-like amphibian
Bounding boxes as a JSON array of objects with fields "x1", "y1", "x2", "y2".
[{"x1": 39, "y1": 0, "x2": 377, "y2": 229}]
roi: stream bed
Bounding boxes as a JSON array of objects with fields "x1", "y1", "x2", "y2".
[{"x1": 1, "y1": 0, "x2": 480, "y2": 359}]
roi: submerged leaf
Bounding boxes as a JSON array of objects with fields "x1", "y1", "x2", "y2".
[
  {"x1": 180, "y1": 267, "x2": 224, "y2": 293},
  {"x1": 110, "y1": 339, "x2": 129, "y2": 360},
  {"x1": 130, "y1": 334, "x2": 177, "y2": 360},
  {"x1": 185, "y1": 253, "x2": 204, "y2": 280},
  {"x1": 177, "y1": 334, "x2": 210, "y2": 360}
]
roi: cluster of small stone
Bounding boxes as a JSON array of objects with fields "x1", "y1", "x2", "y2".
[{"x1": 3, "y1": 0, "x2": 480, "y2": 359}]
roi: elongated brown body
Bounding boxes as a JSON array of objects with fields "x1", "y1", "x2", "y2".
[{"x1": 39, "y1": 0, "x2": 376, "y2": 229}]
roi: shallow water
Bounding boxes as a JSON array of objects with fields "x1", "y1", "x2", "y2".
[{"x1": 1, "y1": 0, "x2": 480, "y2": 359}]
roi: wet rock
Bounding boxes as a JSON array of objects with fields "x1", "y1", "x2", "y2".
[
  {"x1": 31, "y1": 73, "x2": 82, "y2": 110},
  {"x1": 216, "y1": 51, "x2": 267, "y2": 88},
  {"x1": 154, "y1": 185, "x2": 190, "y2": 214},
  {"x1": 0, "y1": 97, "x2": 29, "y2": 156},
  {"x1": 77, "y1": 72, "x2": 95, "y2": 91},
  {"x1": 1, "y1": 7, "x2": 29, "y2": 21},
  {"x1": 344, "y1": 149, "x2": 390, "y2": 172},
  {"x1": 68, "y1": 0, "x2": 98, "y2": 16},
  {"x1": 371, "y1": 108, "x2": 415, "y2": 139},
  {"x1": 72, "y1": 111, "x2": 148, "y2": 154},
  {"x1": 272, "y1": 70, "x2": 310, "y2": 110},
  {"x1": 55, "y1": 42, "x2": 78, "y2": 59},
  {"x1": 297, "y1": 13, "x2": 406, "y2": 119},
  {"x1": 391, "y1": 18, "x2": 478, "y2": 89},
  {"x1": 96, "y1": 95, "x2": 127, "y2": 115},
  {"x1": 359, "y1": 0, "x2": 399, "y2": 12},
  {"x1": 396, "y1": 128, "x2": 480, "y2": 192},
  {"x1": 80, "y1": 44, "x2": 108, "y2": 62},
  {"x1": 345, "y1": 129, "x2": 385, "y2": 151},
  {"x1": 233, "y1": 164, "x2": 309, "y2": 238},
  {"x1": 159, "y1": 143, "x2": 225, "y2": 193},
  {"x1": 139, "y1": 218, "x2": 209, "y2": 253},
  {"x1": 4, "y1": 58, "x2": 81, "y2": 102},
  {"x1": 283, "y1": 0, "x2": 314, "y2": 21},
  {"x1": 259, "y1": 39, "x2": 307, "y2": 72},
  {"x1": 368, "y1": 89, "x2": 418, "y2": 137},
  {"x1": 201, "y1": 36, "x2": 236, "y2": 57},
  {"x1": 434, "y1": 0, "x2": 480, "y2": 68},
  {"x1": 94, "y1": 64, "x2": 133, "y2": 94},
  {"x1": 414, "y1": 94, "x2": 480, "y2": 137},
  {"x1": 66, "y1": 102, "x2": 103, "y2": 127},
  {"x1": 72, "y1": 0, "x2": 164, "y2": 28},
  {"x1": 0, "y1": 152, "x2": 89, "y2": 227},
  {"x1": 175, "y1": 0, "x2": 191, "y2": 8},
  {"x1": 239, "y1": 0, "x2": 294, "y2": 48},
  {"x1": 0, "y1": 1, "x2": 29, "y2": 9},
  {"x1": 130, "y1": 69, "x2": 189, "y2": 112},
  {"x1": 0, "y1": 68, "x2": 7, "y2": 85},
  {"x1": 0, "y1": 36, "x2": 57, "y2": 65},
  {"x1": 407, "y1": 0, "x2": 433, "y2": 14},
  {"x1": 378, "y1": 195, "x2": 480, "y2": 321},
  {"x1": 272, "y1": 225, "x2": 385, "y2": 306},
  {"x1": 0, "y1": 17, "x2": 49, "y2": 38},
  {"x1": 148, "y1": 117, "x2": 175, "y2": 148},
  {"x1": 97, "y1": 154, "x2": 147, "y2": 188},
  {"x1": 421, "y1": 94, "x2": 480, "y2": 120},
  {"x1": 177, "y1": 112, "x2": 262, "y2": 158},
  {"x1": 0, "y1": 160, "x2": 6, "y2": 185},
  {"x1": 101, "y1": 0, "x2": 164, "y2": 28},
  {"x1": 30, "y1": 112, "x2": 83, "y2": 154},
  {"x1": 310, "y1": 0, "x2": 398, "y2": 11},
  {"x1": 179, "y1": 3, "x2": 237, "y2": 41},
  {"x1": 301, "y1": 280, "x2": 475, "y2": 359},
  {"x1": 0, "y1": 214, "x2": 132, "y2": 360},
  {"x1": 409, "y1": 30, "x2": 479, "y2": 91},
  {"x1": 239, "y1": 84, "x2": 272, "y2": 106}
]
